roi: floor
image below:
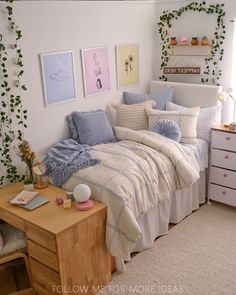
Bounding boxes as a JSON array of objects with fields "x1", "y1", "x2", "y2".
[{"x1": 99, "y1": 202, "x2": 236, "y2": 295}]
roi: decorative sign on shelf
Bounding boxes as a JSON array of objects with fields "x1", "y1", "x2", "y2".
[{"x1": 164, "y1": 67, "x2": 201, "y2": 75}]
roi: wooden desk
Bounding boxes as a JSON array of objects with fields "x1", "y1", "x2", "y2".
[{"x1": 0, "y1": 183, "x2": 111, "y2": 295}]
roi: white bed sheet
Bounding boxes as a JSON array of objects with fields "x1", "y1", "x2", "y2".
[{"x1": 182, "y1": 138, "x2": 209, "y2": 171}]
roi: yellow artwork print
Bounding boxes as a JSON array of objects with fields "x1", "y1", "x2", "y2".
[{"x1": 116, "y1": 44, "x2": 139, "y2": 88}]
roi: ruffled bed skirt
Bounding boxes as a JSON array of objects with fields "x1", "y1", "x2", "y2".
[{"x1": 116, "y1": 170, "x2": 207, "y2": 271}]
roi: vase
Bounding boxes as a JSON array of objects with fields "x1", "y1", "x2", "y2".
[
  {"x1": 23, "y1": 166, "x2": 35, "y2": 190},
  {"x1": 24, "y1": 183, "x2": 34, "y2": 191}
]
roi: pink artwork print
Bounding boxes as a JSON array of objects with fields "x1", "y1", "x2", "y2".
[{"x1": 82, "y1": 47, "x2": 110, "y2": 97}]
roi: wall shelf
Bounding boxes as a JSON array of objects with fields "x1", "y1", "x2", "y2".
[{"x1": 169, "y1": 45, "x2": 212, "y2": 57}]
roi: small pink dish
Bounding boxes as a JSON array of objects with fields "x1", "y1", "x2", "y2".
[
  {"x1": 76, "y1": 200, "x2": 94, "y2": 211},
  {"x1": 179, "y1": 37, "x2": 188, "y2": 45}
]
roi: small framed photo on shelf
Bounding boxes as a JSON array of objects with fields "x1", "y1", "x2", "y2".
[
  {"x1": 116, "y1": 43, "x2": 139, "y2": 88},
  {"x1": 81, "y1": 47, "x2": 110, "y2": 97},
  {"x1": 40, "y1": 50, "x2": 77, "y2": 107}
]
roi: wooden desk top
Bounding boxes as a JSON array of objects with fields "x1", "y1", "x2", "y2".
[
  {"x1": 0, "y1": 183, "x2": 106, "y2": 235},
  {"x1": 212, "y1": 125, "x2": 236, "y2": 133}
]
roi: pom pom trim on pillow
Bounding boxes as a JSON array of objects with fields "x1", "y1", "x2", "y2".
[{"x1": 150, "y1": 119, "x2": 181, "y2": 142}]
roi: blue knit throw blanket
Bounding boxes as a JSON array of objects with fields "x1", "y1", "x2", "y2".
[{"x1": 44, "y1": 139, "x2": 100, "y2": 187}]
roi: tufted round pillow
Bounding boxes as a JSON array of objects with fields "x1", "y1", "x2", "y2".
[{"x1": 150, "y1": 119, "x2": 181, "y2": 142}]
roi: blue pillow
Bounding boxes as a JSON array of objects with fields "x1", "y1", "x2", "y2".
[
  {"x1": 69, "y1": 110, "x2": 116, "y2": 145},
  {"x1": 150, "y1": 119, "x2": 181, "y2": 142},
  {"x1": 123, "y1": 87, "x2": 174, "y2": 110}
]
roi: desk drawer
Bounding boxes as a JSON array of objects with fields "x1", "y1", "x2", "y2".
[
  {"x1": 28, "y1": 240, "x2": 59, "y2": 271},
  {"x1": 210, "y1": 166, "x2": 236, "y2": 189},
  {"x1": 209, "y1": 183, "x2": 236, "y2": 206},
  {"x1": 30, "y1": 258, "x2": 60, "y2": 294},
  {"x1": 212, "y1": 130, "x2": 236, "y2": 152},
  {"x1": 26, "y1": 223, "x2": 57, "y2": 253},
  {"x1": 211, "y1": 149, "x2": 236, "y2": 170},
  {"x1": 0, "y1": 209, "x2": 25, "y2": 231}
]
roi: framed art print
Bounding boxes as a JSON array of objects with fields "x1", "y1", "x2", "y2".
[
  {"x1": 116, "y1": 43, "x2": 139, "y2": 88},
  {"x1": 40, "y1": 50, "x2": 77, "y2": 107},
  {"x1": 81, "y1": 47, "x2": 110, "y2": 97}
]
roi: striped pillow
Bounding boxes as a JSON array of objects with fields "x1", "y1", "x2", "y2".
[
  {"x1": 113, "y1": 100, "x2": 156, "y2": 130},
  {"x1": 146, "y1": 107, "x2": 200, "y2": 143}
]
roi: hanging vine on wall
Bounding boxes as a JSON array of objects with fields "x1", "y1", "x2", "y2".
[
  {"x1": 158, "y1": 1, "x2": 226, "y2": 85},
  {"x1": 0, "y1": 0, "x2": 27, "y2": 187}
]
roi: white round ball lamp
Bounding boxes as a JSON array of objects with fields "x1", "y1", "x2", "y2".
[{"x1": 73, "y1": 184, "x2": 94, "y2": 210}]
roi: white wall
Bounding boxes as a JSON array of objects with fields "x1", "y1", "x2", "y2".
[
  {"x1": 7, "y1": 1, "x2": 157, "y2": 154},
  {"x1": 155, "y1": 0, "x2": 236, "y2": 89}
]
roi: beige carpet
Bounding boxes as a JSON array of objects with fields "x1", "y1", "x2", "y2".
[{"x1": 100, "y1": 203, "x2": 236, "y2": 295}]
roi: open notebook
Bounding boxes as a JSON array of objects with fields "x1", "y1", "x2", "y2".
[
  {"x1": 18, "y1": 195, "x2": 49, "y2": 211},
  {"x1": 10, "y1": 191, "x2": 49, "y2": 211}
]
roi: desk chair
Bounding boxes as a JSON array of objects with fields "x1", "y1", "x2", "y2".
[{"x1": 0, "y1": 223, "x2": 33, "y2": 294}]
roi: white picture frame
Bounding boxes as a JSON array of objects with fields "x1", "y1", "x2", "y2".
[{"x1": 40, "y1": 50, "x2": 77, "y2": 107}]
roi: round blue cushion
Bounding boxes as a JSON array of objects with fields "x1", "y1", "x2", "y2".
[{"x1": 150, "y1": 119, "x2": 181, "y2": 142}]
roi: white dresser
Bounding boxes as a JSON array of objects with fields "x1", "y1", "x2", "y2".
[{"x1": 208, "y1": 126, "x2": 236, "y2": 206}]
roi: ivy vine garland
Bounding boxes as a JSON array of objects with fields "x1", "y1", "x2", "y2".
[
  {"x1": 158, "y1": 1, "x2": 225, "y2": 85},
  {"x1": 0, "y1": 0, "x2": 27, "y2": 187}
]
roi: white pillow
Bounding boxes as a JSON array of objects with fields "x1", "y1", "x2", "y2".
[
  {"x1": 112, "y1": 100, "x2": 156, "y2": 130},
  {"x1": 146, "y1": 107, "x2": 200, "y2": 143},
  {"x1": 166, "y1": 102, "x2": 222, "y2": 142}
]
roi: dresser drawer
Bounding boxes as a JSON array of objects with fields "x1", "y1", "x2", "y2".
[
  {"x1": 210, "y1": 166, "x2": 236, "y2": 189},
  {"x1": 209, "y1": 183, "x2": 236, "y2": 206},
  {"x1": 0, "y1": 209, "x2": 25, "y2": 231},
  {"x1": 30, "y1": 258, "x2": 60, "y2": 294},
  {"x1": 212, "y1": 130, "x2": 236, "y2": 152},
  {"x1": 26, "y1": 223, "x2": 57, "y2": 253},
  {"x1": 28, "y1": 240, "x2": 59, "y2": 271},
  {"x1": 211, "y1": 149, "x2": 236, "y2": 170}
]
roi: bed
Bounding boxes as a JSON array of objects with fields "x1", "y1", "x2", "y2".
[{"x1": 60, "y1": 81, "x2": 222, "y2": 272}]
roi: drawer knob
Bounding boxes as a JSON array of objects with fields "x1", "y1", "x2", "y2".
[
  {"x1": 222, "y1": 191, "x2": 226, "y2": 195},
  {"x1": 224, "y1": 155, "x2": 229, "y2": 159},
  {"x1": 226, "y1": 137, "x2": 230, "y2": 141},
  {"x1": 223, "y1": 174, "x2": 228, "y2": 177}
]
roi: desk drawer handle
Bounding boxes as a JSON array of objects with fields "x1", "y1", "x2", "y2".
[
  {"x1": 226, "y1": 137, "x2": 230, "y2": 141},
  {"x1": 223, "y1": 174, "x2": 228, "y2": 177},
  {"x1": 222, "y1": 191, "x2": 226, "y2": 195},
  {"x1": 224, "y1": 155, "x2": 229, "y2": 159}
]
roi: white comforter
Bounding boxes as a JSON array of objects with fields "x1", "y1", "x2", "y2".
[{"x1": 63, "y1": 127, "x2": 200, "y2": 260}]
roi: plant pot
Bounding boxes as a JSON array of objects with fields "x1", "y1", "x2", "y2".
[
  {"x1": 24, "y1": 183, "x2": 34, "y2": 191},
  {"x1": 201, "y1": 37, "x2": 209, "y2": 45},
  {"x1": 191, "y1": 37, "x2": 199, "y2": 45},
  {"x1": 170, "y1": 37, "x2": 177, "y2": 45}
]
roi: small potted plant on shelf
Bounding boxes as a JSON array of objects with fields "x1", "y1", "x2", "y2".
[
  {"x1": 170, "y1": 37, "x2": 177, "y2": 45},
  {"x1": 201, "y1": 36, "x2": 209, "y2": 45},
  {"x1": 191, "y1": 37, "x2": 199, "y2": 45},
  {"x1": 16, "y1": 140, "x2": 36, "y2": 190}
]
